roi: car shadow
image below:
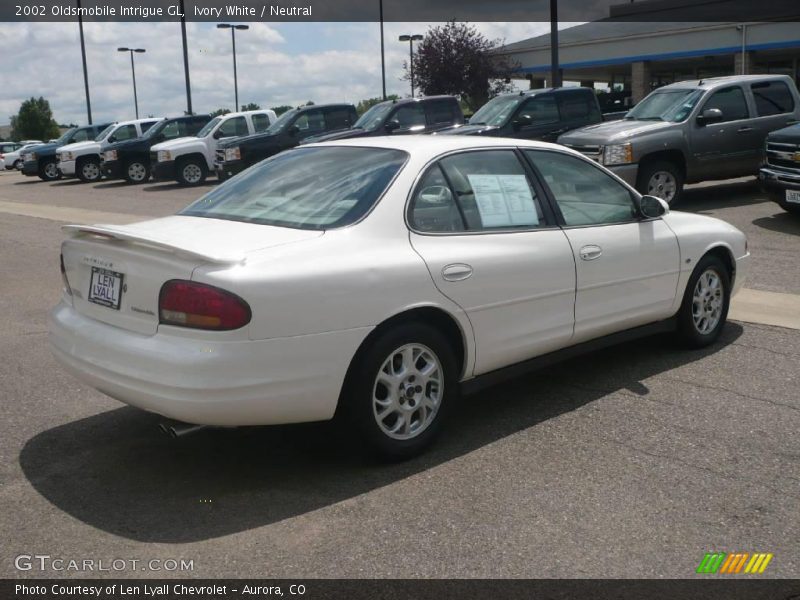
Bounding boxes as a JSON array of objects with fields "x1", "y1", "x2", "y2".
[
  {"x1": 142, "y1": 182, "x2": 217, "y2": 192},
  {"x1": 93, "y1": 181, "x2": 133, "y2": 190},
  {"x1": 752, "y1": 211, "x2": 800, "y2": 236},
  {"x1": 681, "y1": 177, "x2": 765, "y2": 212},
  {"x1": 19, "y1": 324, "x2": 743, "y2": 544},
  {"x1": 12, "y1": 179, "x2": 43, "y2": 185},
  {"x1": 50, "y1": 180, "x2": 88, "y2": 187}
]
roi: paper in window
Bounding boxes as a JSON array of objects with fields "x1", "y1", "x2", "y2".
[{"x1": 467, "y1": 174, "x2": 539, "y2": 227}]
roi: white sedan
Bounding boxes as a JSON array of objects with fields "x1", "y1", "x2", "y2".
[{"x1": 49, "y1": 136, "x2": 749, "y2": 458}]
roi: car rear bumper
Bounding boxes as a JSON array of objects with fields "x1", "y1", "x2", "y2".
[
  {"x1": 151, "y1": 160, "x2": 177, "y2": 181},
  {"x1": 48, "y1": 301, "x2": 371, "y2": 426}
]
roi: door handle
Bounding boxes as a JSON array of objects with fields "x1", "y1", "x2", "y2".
[
  {"x1": 737, "y1": 127, "x2": 754, "y2": 133},
  {"x1": 579, "y1": 245, "x2": 603, "y2": 261},
  {"x1": 442, "y1": 263, "x2": 473, "y2": 281}
]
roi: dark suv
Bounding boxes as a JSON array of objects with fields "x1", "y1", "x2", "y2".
[
  {"x1": 21, "y1": 124, "x2": 112, "y2": 181},
  {"x1": 102, "y1": 115, "x2": 210, "y2": 184},
  {"x1": 437, "y1": 87, "x2": 605, "y2": 142},
  {"x1": 760, "y1": 123, "x2": 800, "y2": 215},
  {"x1": 301, "y1": 96, "x2": 464, "y2": 144},
  {"x1": 215, "y1": 104, "x2": 357, "y2": 179}
]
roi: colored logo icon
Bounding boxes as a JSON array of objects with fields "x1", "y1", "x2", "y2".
[{"x1": 697, "y1": 552, "x2": 773, "y2": 574}]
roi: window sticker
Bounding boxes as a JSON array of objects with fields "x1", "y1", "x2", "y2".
[{"x1": 467, "y1": 174, "x2": 539, "y2": 227}]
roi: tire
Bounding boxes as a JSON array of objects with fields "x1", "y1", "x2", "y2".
[
  {"x1": 676, "y1": 254, "x2": 731, "y2": 348},
  {"x1": 342, "y1": 322, "x2": 458, "y2": 460},
  {"x1": 38, "y1": 159, "x2": 60, "y2": 182},
  {"x1": 77, "y1": 157, "x2": 102, "y2": 183},
  {"x1": 13, "y1": 159, "x2": 22, "y2": 170},
  {"x1": 123, "y1": 159, "x2": 150, "y2": 184},
  {"x1": 637, "y1": 160, "x2": 684, "y2": 206},
  {"x1": 176, "y1": 157, "x2": 206, "y2": 186}
]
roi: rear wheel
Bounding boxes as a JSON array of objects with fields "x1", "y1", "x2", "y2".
[
  {"x1": 176, "y1": 157, "x2": 206, "y2": 186},
  {"x1": 124, "y1": 159, "x2": 150, "y2": 184},
  {"x1": 676, "y1": 254, "x2": 731, "y2": 348},
  {"x1": 38, "y1": 159, "x2": 60, "y2": 181},
  {"x1": 342, "y1": 322, "x2": 457, "y2": 460},
  {"x1": 12, "y1": 159, "x2": 22, "y2": 170},
  {"x1": 77, "y1": 157, "x2": 102, "y2": 183},
  {"x1": 637, "y1": 160, "x2": 684, "y2": 206}
]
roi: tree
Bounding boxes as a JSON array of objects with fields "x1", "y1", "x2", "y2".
[
  {"x1": 270, "y1": 105, "x2": 294, "y2": 116},
  {"x1": 209, "y1": 108, "x2": 231, "y2": 118},
  {"x1": 10, "y1": 97, "x2": 61, "y2": 141},
  {"x1": 356, "y1": 95, "x2": 399, "y2": 115},
  {"x1": 405, "y1": 21, "x2": 517, "y2": 111},
  {"x1": 241, "y1": 102, "x2": 261, "y2": 111}
]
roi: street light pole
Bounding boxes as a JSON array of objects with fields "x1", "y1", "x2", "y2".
[
  {"x1": 399, "y1": 34, "x2": 423, "y2": 97},
  {"x1": 379, "y1": 0, "x2": 386, "y2": 100},
  {"x1": 117, "y1": 47, "x2": 146, "y2": 119},
  {"x1": 179, "y1": 0, "x2": 193, "y2": 114},
  {"x1": 550, "y1": 0, "x2": 561, "y2": 88},
  {"x1": 77, "y1": 0, "x2": 92, "y2": 123},
  {"x1": 217, "y1": 24, "x2": 249, "y2": 110}
]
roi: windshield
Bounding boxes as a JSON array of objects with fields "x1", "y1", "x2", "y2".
[
  {"x1": 94, "y1": 124, "x2": 115, "y2": 141},
  {"x1": 180, "y1": 146, "x2": 408, "y2": 230},
  {"x1": 55, "y1": 128, "x2": 77, "y2": 144},
  {"x1": 353, "y1": 103, "x2": 393, "y2": 131},
  {"x1": 196, "y1": 117, "x2": 222, "y2": 137},
  {"x1": 264, "y1": 109, "x2": 298, "y2": 134},
  {"x1": 143, "y1": 120, "x2": 168, "y2": 138},
  {"x1": 625, "y1": 88, "x2": 704, "y2": 122},
  {"x1": 469, "y1": 95, "x2": 523, "y2": 126}
]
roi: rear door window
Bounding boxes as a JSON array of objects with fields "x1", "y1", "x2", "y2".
[
  {"x1": 558, "y1": 92, "x2": 600, "y2": 120},
  {"x1": 751, "y1": 80, "x2": 795, "y2": 116},
  {"x1": 425, "y1": 100, "x2": 458, "y2": 126},
  {"x1": 325, "y1": 107, "x2": 355, "y2": 130},
  {"x1": 251, "y1": 113, "x2": 272, "y2": 133},
  {"x1": 517, "y1": 95, "x2": 559, "y2": 124}
]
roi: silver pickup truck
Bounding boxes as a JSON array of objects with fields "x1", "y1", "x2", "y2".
[{"x1": 559, "y1": 75, "x2": 800, "y2": 204}]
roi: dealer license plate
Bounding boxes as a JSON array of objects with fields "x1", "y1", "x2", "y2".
[
  {"x1": 88, "y1": 267, "x2": 124, "y2": 310},
  {"x1": 786, "y1": 190, "x2": 800, "y2": 204}
]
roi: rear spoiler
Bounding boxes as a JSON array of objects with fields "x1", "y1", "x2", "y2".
[{"x1": 62, "y1": 224, "x2": 246, "y2": 265}]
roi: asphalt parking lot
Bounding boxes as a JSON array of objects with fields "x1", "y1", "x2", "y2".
[{"x1": 0, "y1": 169, "x2": 798, "y2": 579}]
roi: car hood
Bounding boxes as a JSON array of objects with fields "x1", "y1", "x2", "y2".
[
  {"x1": 434, "y1": 123, "x2": 500, "y2": 136},
  {"x1": 58, "y1": 140, "x2": 101, "y2": 154},
  {"x1": 767, "y1": 123, "x2": 800, "y2": 143},
  {"x1": 559, "y1": 119, "x2": 673, "y2": 145},
  {"x1": 105, "y1": 137, "x2": 148, "y2": 152},
  {"x1": 302, "y1": 129, "x2": 369, "y2": 144},
  {"x1": 151, "y1": 136, "x2": 205, "y2": 153},
  {"x1": 26, "y1": 142, "x2": 59, "y2": 155}
]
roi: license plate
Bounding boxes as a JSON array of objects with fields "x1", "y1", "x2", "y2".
[
  {"x1": 88, "y1": 267, "x2": 124, "y2": 310},
  {"x1": 786, "y1": 190, "x2": 800, "y2": 204}
]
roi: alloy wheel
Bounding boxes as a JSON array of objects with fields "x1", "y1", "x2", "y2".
[
  {"x1": 183, "y1": 163, "x2": 202, "y2": 184},
  {"x1": 692, "y1": 268, "x2": 724, "y2": 335},
  {"x1": 647, "y1": 171, "x2": 677, "y2": 203},
  {"x1": 44, "y1": 162, "x2": 58, "y2": 179},
  {"x1": 127, "y1": 162, "x2": 147, "y2": 182},
  {"x1": 82, "y1": 161, "x2": 100, "y2": 181}
]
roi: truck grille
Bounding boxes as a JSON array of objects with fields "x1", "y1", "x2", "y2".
[
  {"x1": 766, "y1": 141, "x2": 800, "y2": 173},
  {"x1": 563, "y1": 144, "x2": 602, "y2": 163},
  {"x1": 215, "y1": 149, "x2": 225, "y2": 166}
]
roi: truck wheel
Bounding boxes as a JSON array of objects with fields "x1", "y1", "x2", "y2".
[
  {"x1": 124, "y1": 159, "x2": 150, "y2": 184},
  {"x1": 38, "y1": 159, "x2": 60, "y2": 181},
  {"x1": 77, "y1": 157, "x2": 102, "y2": 183},
  {"x1": 12, "y1": 159, "x2": 22, "y2": 170},
  {"x1": 676, "y1": 254, "x2": 731, "y2": 349},
  {"x1": 176, "y1": 158, "x2": 206, "y2": 186},
  {"x1": 637, "y1": 160, "x2": 684, "y2": 206}
]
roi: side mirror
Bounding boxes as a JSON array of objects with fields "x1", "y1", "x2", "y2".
[
  {"x1": 385, "y1": 120, "x2": 401, "y2": 133},
  {"x1": 288, "y1": 125, "x2": 300, "y2": 136},
  {"x1": 212, "y1": 130, "x2": 223, "y2": 139},
  {"x1": 697, "y1": 108, "x2": 723, "y2": 125},
  {"x1": 107, "y1": 136, "x2": 116, "y2": 143},
  {"x1": 512, "y1": 114, "x2": 532, "y2": 131},
  {"x1": 639, "y1": 194, "x2": 669, "y2": 218}
]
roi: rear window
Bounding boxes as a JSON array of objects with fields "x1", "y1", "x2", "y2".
[
  {"x1": 751, "y1": 81, "x2": 795, "y2": 116},
  {"x1": 180, "y1": 146, "x2": 408, "y2": 230},
  {"x1": 426, "y1": 100, "x2": 458, "y2": 125}
]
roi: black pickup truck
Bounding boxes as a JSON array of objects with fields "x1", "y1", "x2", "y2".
[
  {"x1": 215, "y1": 103, "x2": 357, "y2": 179},
  {"x1": 436, "y1": 87, "x2": 620, "y2": 142},
  {"x1": 101, "y1": 114, "x2": 210, "y2": 184},
  {"x1": 759, "y1": 123, "x2": 800, "y2": 215},
  {"x1": 21, "y1": 123, "x2": 112, "y2": 181}
]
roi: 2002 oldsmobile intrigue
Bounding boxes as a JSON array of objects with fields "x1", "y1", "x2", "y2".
[{"x1": 50, "y1": 137, "x2": 749, "y2": 458}]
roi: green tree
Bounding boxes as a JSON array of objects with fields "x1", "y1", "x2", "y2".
[
  {"x1": 356, "y1": 95, "x2": 399, "y2": 115},
  {"x1": 270, "y1": 105, "x2": 294, "y2": 116},
  {"x1": 209, "y1": 108, "x2": 231, "y2": 118},
  {"x1": 406, "y1": 21, "x2": 517, "y2": 111},
  {"x1": 240, "y1": 102, "x2": 261, "y2": 111},
  {"x1": 10, "y1": 97, "x2": 61, "y2": 141}
]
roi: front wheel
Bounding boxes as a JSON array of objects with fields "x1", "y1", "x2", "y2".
[
  {"x1": 343, "y1": 323, "x2": 458, "y2": 460},
  {"x1": 77, "y1": 157, "x2": 102, "y2": 183},
  {"x1": 13, "y1": 159, "x2": 22, "y2": 170},
  {"x1": 676, "y1": 255, "x2": 731, "y2": 348},
  {"x1": 176, "y1": 158, "x2": 206, "y2": 186},
  {"x1": 637, "y1": 160, "x2": 684, "y2": 206},
  {"x1": 38, "y1": 159, "x2": 60, "y2": 181},
  {"x1": 124, "y1": 159, "x2": 150, "y2": 184}
]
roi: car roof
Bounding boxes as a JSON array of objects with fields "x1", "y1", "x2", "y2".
[
  {"x1": 378, "y1": 95, "x2": 458, "y2": 107},
  {"x1": 660, "y1": 74, "x2": 792, "y2": 90}
]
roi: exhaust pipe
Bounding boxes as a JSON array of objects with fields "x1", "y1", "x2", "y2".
[{"x1": 159, "y1": 422, "x2": 208, "y2": 438}]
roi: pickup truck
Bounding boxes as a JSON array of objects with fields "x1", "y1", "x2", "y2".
[
  {"x1": 57, "y1": 118, "x2": 162, "y2": 183},
  {"x1": 215, "y1": 103, "x2": 357, "y2": 179},
  {"x1": 436, "y1": 87, "x2": 620, "y2": 142},
  {"x1": 759, "y1": 123, "x2": 800, "y2": 215},
  {"x1": 101, "y1": 114, "x2": 211, "y2": 184},
  {"x1": 21, "y1": 123, "x2": 112, "y2": 181},
  {"x1": 302, "y1": 96, "x2": 464, "y2": 144},
  {"x1": 151, "y1": 109, "x2": 277, "y2": 186},
  {"x1": 559, "y1": 74, "x2": 800, "y2": 205}
]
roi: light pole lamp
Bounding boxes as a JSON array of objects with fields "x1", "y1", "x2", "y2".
[
  {"x1": 399, "y1": 34, "x2": 423, "y2": 98},
  {"x1": 118, "y1": 47, "x2": 145, "y2": 119},
  {"x1": 217, "y1": 23, "x2": 249, "y2": 110}
]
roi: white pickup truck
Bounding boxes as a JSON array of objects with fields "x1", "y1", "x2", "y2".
[
  {"x1": 56, "y1": 118, "x2": 162, "y2": 183},
  {"x1": 150, "y1": 109, "x2": 277, "y2": 185}
]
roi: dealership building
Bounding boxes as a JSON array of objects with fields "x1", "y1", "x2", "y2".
[{"x1": 496, "y1": 21, "x2": 800, "y2": 105}]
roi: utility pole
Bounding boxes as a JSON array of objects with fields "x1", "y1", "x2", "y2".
[
  {"x1": 550, "y1": 0, "x2": 561, "y2": 88},
  {"x1": 77, "y1": 0, "x2": 92, "y2": 123},
  {"x1": 180, "y1": 0, "x2": 193, "y2": 114}
]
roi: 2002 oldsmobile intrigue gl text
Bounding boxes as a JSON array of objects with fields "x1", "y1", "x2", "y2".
[{"x1": 49, "y1": 137, "x2": 749, "y2": 458}]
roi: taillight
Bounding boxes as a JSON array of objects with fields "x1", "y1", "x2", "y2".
[
  {"x1": 159, "y1": 280, "x2": 251, "y2": 331},
  {"x1": 60, "y1": 253, "x2": 72, "y2": 296}
]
